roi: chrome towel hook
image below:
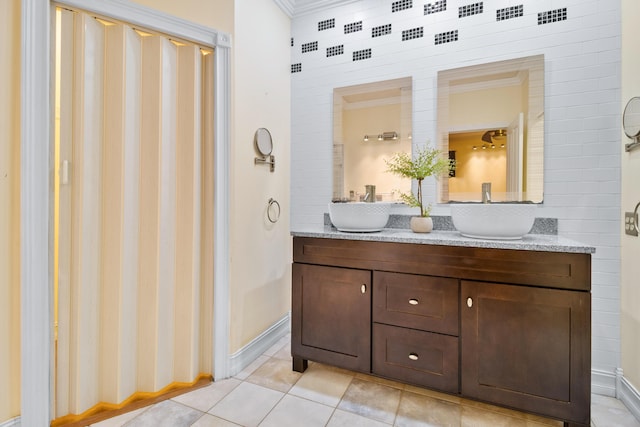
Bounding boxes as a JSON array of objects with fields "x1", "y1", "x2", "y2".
[{"x1": 267, "y1": 198, "x2": 281, "y2": 223}]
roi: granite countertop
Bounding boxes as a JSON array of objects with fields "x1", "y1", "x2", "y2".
[{"x1": 291, "y1": 226, "x2": 595, "y2": 254}]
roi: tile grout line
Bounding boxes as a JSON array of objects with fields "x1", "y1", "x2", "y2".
[
  {"x1": 323, "y1": 371, "x2": 356, "y2": 427},
  {"x1": 250, "y1": 344, "x2": 292, "y2": 427}
]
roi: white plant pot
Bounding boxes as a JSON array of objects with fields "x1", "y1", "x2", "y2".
[{"x1": 410, "y1": 216, "x2": 433, "y2": 233}]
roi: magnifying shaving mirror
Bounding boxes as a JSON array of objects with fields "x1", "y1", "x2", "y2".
[
  {"x1": 254, "y1": 128, "x2": 275, "y2": 172},
  {"x1": 623, "y1": 97, "x2": 640, "y2": 152}
]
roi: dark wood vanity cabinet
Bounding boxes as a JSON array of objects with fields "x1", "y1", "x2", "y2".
[{"x1": 291, "y1": 236, "x2": 592, "y2": 427}]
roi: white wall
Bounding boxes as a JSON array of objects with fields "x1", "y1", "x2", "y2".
[
  {"x1": 291, "y1": 0, "x2": 622, "y2": 392},
  {"x1": 132, "y1": 0, "x2": 234, "y2": 34},
  {"x1": 230, "y1": 0, "x2": 291, "y2": 353},
  {"x1": 621, "y1": 0, "x2": 640, "y2": 399}
]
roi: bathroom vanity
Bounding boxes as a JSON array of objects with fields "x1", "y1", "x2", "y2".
[{"x1": 290, "y1": 229, "x2": 594, "y2": 427}]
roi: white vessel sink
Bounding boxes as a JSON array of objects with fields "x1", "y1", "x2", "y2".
[
  {"x1": 450, "y1": 203, "x2": 536, "y2": 240},
  {"x1": 329, "y1": 202, "x2": 392, "y2": 232}
]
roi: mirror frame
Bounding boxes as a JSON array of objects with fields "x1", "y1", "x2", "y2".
[
  {"x1": 623, "y1": 96, "x2": 640, "y2": 139},
  {"x1": 436, "y1": 54, "x2": 545, "y2": 203}
]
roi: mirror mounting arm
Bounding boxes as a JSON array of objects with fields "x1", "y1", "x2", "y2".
[
  {"x1": 255, "y1": 154, "x2": 275, "y2": 172},
  {"x1": 625, "y1": 139, "x2": 640, "y2": 153}
]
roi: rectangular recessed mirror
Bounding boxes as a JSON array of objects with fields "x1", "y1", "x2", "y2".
[
  {"x1": 437, "y1": 55, "x2": 544, "y2": 203},
  {"x1": 333, "y1": 77, "x2": 412, "y2": 202}
]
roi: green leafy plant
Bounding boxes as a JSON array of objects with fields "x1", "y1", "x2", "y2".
[{"x1": 385, "y1": 146, "x2": 453, "y2": 217}]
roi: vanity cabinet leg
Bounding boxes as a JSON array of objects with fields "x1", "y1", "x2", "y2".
[
  {"x1": 563, "y1": 421, "x2": 589, "y2": 427},
  {"x1": 293, "y1": 356, "x2": 308, "y2": 373}
]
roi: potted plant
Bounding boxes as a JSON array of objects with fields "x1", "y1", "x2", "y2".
[{"x1": 385, "y1": 146, "x2": 453, "y2": 233}]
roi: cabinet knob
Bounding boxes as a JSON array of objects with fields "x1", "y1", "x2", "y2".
[
  {"x1": 408, "y1": 353, "x2": 419, "y2": 361},
  {"x1": 467, "y1": 297, "x2": 473, "y2": 308},
  {"x1": 408, "y1": 299, "x2": 419, "y2": 305},
  {"x1": 361, "y1": 284, "x2": 367, "y2": 294}
]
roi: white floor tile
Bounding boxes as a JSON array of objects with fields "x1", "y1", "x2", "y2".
[
  {"x1": 258, "y1": 394, "x2": 334, "y2": 427},
  {"x1": 125, "y1": 400, "x2": 203, "y2": 427},
  {"x1": 208, "y1": 382, "x2": 283, "y2": 427},
  {"x1": 172, "y1": 378, "x2": 242, "y2": 412},
  {"x1": 233, "y1": 355, "x2": 269, "y2": 381},
  {"x1": 288, "y1": 363, "x2": 353, "y2": 407},
  {"x1": 190, "y1": 413, "x2": 241, "y2": 427},
  {"x1": 592, "y1": 394, "x2": 640, "y2": 427},
  {"x1": 326, "y1": 408, "x2": 392, "y2": 427}
]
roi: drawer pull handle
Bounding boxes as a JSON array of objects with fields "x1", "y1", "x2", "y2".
[
  {"x1": 408, "y1": 299, "x2": 419, "y2": 305},
  {"x1": 408, "y1": 353, "x2": 419, "y2": 361},
  {"x1": 467, "y1": 297, "x2": 473, "y2": 308},
  {"x1": 361, "y1": 284, "x2": 367, "y2": 294}
]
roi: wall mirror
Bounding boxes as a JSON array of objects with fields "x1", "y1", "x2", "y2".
[
  {"x1": 623, "y1": 96, "x2": 640, "y2": 152},
  {"x1": 437, "y1": 54, "x2": 544, "y2": 203},
  {"x1": 254, "y1": 127, "x2": 275, "y2": 172},
  {"x1": 333, "y1": 77, "x2": 412, "y2": 202},
  {"x1": 255, "y1": 127, "x2": 273, "y2": 156}
]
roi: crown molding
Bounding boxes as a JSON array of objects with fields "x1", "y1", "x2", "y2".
[
  {"x1": 272, "y1": 0, "x2": 294, "y2": 18},
  {"x1": 295, "y1": 0, "x2": 359, "y2": 16},
  {"x1": 277, "y1": 0, "x2": 361, "y2": 18}
]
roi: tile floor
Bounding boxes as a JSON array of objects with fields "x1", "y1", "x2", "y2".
[{"x1": 91, "y1": 334, "x2": 640, "y2": 427}]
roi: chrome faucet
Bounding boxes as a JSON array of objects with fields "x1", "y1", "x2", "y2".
[
  {"x1": 364, "y1": 185, "x2": 376, "y2": 203},
  {"x1": 481, "y1": 182, "x2": 491, "y2": 203}
]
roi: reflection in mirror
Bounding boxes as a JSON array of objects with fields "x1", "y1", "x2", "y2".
[
  {"x1": 254, "y1": 127, "x2": 273, "y2": 156},
  {"x1": 437, "y1": 55, "x2": 544, "y2": 203},
  {"x1": 333, "y1": 77, "x2": 412, "y2": 202},
  {"x1": 623, "y1": 97, "x2": 640, "y2": 153}
]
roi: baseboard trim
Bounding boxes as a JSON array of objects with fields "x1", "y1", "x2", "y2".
[
  {"x1": 592, "y1": 368, "x2": 617, "y2": 397},
  {"x1": 0, "y1": 417, "x2": 21, "y2": 427},
  {"x1": 228, "y1": 312, "x2": 291, "y2": 377},
  {"x1": 592, "y1": 368, "x2": 640, "y2": 423},
  {"x1": 619, "y1": 376, "x2": 640, "y2": 422}
]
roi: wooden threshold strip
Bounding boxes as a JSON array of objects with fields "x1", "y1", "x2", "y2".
[{"x1": 51, "y1": 373, "x2": 213, "y2": 427}]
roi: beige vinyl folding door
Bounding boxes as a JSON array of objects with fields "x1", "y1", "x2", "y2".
[{"x1": 53, "y1": 6, "x2": 214, "y2": 419}]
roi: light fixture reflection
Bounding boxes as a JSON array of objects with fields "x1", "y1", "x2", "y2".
[{"x1": 363, "y1": 131, "x2": 399, "y2": 141}]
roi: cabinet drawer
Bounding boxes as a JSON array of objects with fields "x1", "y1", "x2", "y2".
[
  {"x1": 373, "y1": 271, "x2": 459, "y2": 336},
  {"x1": 373, "y1": 323, "x2": 459, "y2": 393}
]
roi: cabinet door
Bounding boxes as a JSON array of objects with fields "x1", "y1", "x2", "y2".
[
  {"x1": 461, "y1": 281, "x2": 590, "y2": 425},
  {"x1": 292, "y1": 263, "x2": 371, "y2": 372}
]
